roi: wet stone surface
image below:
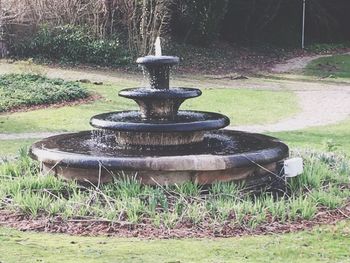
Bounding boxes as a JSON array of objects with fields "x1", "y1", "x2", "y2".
[
  {"x1": 90, "y1": 110, "x2": 230, "y2": 132},
  {"x1": 31, "y1": 130, "x2": 288, "y2": 159},
  {"x1": 29, "y1": 54, "x2": 290, "y2": 185}
]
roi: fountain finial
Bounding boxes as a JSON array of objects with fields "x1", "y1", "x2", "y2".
[{"x1": 155, "y1": 36, "x2": 162, "y2": 56}]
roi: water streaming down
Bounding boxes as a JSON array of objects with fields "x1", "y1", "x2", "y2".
[
  {"x1": 140, "y1": 66, "x2": 150, "y2": 88},
  {"x1": 29, "y1": 38, "x2": 289, "y2": 185}
]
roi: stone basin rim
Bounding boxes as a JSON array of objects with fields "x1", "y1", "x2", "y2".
[
  {"x1": 90, "y1": 110, "x2": 230, "y2": 132},
  {"x1": 119, "y1": 87, "x2": 202, "y2": 99},
  {"x1": 136, "y1": 56, "x2": 180, "y2": 65},
  {"x1": 29, "y1": 130, "x2": 289, "y2": 171}
]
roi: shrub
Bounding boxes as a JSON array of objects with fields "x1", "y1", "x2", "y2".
[
  {"x1": 0, "y1": 73, "x2": 89, "y2": 112},
  {"x1": 9, "y1": 25, "x2": 130, "y2": 66}
]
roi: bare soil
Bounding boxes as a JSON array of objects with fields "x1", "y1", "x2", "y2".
[{"x1": 1, "y1": 205, "x2": 350, "y2": 239}]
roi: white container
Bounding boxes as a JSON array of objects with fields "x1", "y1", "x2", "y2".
[{"x1": 284, "y1": 158, "x2": 304, "y2": 178}]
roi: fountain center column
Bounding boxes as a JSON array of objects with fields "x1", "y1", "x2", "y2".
[{"x1": 137, "y1": 56, "x2": 179, "y2": 90}]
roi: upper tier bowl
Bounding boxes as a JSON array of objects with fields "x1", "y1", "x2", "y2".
[
  {"x1": 136, "y1": 56, "x2": 180, "y2": 89},
  {"x1": 119, "y1": 87, "x2": 201, "y2": 100},
  {"x1": 136, "y1": 56, "x2": 180, "y2": 65}
]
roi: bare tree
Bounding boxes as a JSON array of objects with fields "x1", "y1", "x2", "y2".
[
  {"x1": 118, "y1": 0, "x2": 173, "y2": 56},
  {"x1": 0, "y1": 0, "x2": 25, "y2": 57}
]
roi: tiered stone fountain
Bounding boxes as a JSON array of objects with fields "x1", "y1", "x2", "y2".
[{"x1": 30, "y1": 52, "x2": 289, "y2": 186}]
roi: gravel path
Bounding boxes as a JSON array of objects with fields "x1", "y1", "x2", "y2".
[
  {"x1": 271, "y1": 52, "x2": 350, "y2": 73},
  {"x1": 271, "y1": 55, "x2": 330, "y2": 73},
  {"x1": 232, "y1": 89, "x2": 350, "y2": 133},
  {"x1": 1, "y1": 57, "x2": 350, "y2": 140},
  {"x1": 0, "y1": 132, "x2": 62, "y2": 140}
]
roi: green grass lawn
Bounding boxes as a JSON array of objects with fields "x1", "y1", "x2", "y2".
[
  {"x1": 0, "y1": 139, "x2": 36, "y2": 158},
  {"x1": 1, "y1": 221, "x2": 350, "y2": 263},
  {"x1": 273, "y1": 118, "x2": 350, "y2": 155},
  {"x1": 0, "y1": 83, "x2": 298, "y2": 133},
  {"x1": 305, "y1": 54, "x2": 350, "y2": 78}
]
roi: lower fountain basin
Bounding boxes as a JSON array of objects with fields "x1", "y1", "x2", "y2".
[{"x1": 30, "y1": 130, "x2": 289, "y2": 185}]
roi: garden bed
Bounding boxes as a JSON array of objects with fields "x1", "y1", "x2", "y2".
[
  {"x1": 0, "y1": 74, "x2": 91, "y2": 112},
  {"x1": 0, "y1": 149, "x2": 349, "y2": 238}
]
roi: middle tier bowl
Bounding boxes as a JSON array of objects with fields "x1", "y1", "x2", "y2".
[
  {"x1": 119, "y1": 87, "x2": 202, "y2": 120},
  {"x1": 90, "y1": 110, "x2": 230, "y2": 147}
]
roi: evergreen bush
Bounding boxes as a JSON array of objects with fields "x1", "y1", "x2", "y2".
[{"x1": 9, "y1": 25, "x2": 130, "y2": 66}]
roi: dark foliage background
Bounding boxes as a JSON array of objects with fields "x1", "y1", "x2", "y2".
[
  {"x1": 173, "y1": 0, "x2": 350, "y2": 46},
  {"x1": 3, "y1": 0, "x2": 350, "y2": 64}
]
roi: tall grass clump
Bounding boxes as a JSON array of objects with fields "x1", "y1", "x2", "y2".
[{"x1": 0, "y1": 148, "x2": 349, "y2": 229}]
